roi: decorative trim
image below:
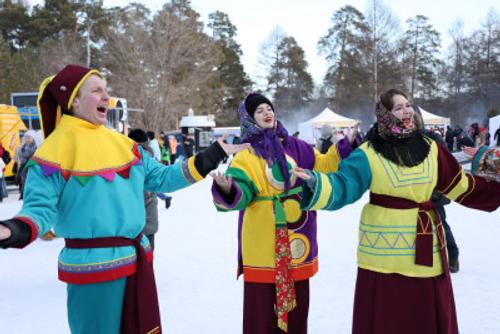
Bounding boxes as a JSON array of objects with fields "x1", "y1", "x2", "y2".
[
  {"x1": 58, "y1": 250, "x2": 153, "y2": 284},
  {"x1": 14, "y1": 215, "x2": 39, "y2": 244},
  {"x1": 471, "y1": 145, "x2": 490, "y2": 175},
  {"x1": 27, "y1": 144, "x2": 142, "y2": 186},
  {"x1": 242, "y1": 258, "x2": 318, "y2": 283}
]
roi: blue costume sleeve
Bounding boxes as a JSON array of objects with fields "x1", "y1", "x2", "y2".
[
  {"x1": 16, "y1": 164, "x2": 65, "y2": 237},
  {"x1": 301, "y1": 148, "x2": 372, "y2": 211},
  {"x1": 141, "y1": 146, "x2": 202, "y2": 193}
]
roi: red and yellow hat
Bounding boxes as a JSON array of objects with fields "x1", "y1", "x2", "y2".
[{"x1": 37, "y1": 64, "x2": 101, "y2": 138}]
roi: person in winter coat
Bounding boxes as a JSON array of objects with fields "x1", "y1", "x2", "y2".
[
  {"x1": 0, "y1": 142, "x2": 10, "y2": 202},
  {"x1": 168, "y1": 135, "x2": 179, "y2": 163},
  {"x1": 456, "y1": 127, "x2": 474, "y2": 150},
  {"x1": 445, "y1": 125, "x2": 455, "y2": 152},
  {"x1": 211, "y1": 93, "x2": 360, "y2": 334},
  {"x1": 316, "y1": 124, "x2": 335, "y2": 154},
  {"x1": 146, "y1": 131, "x2": 162, "y2": 162},
  {"x1": 182, "y1": 134, "x2": 195, "y2": 158},
  {"x1": 128, "y1": 129, "x2": 160, "y2": 250},
  {"x1": 15, "y1": 129, "x2": 37, "y2": 199},
  {"x1": 0, "y1": 64, "x2": 249, "y2": 334},
  {"x1": 293, "y1": 88, "x2": 500, "y2": 334},
  {"x1": 0, "y1": 157, "x2": 5, "y2": 201}
]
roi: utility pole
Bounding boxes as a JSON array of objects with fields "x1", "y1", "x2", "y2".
[{"x1": 85, "y1": 7, "x2": 129, "y2": 67}]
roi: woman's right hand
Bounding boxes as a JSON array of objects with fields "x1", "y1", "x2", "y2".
[
  {"x1": 211, "y1": 171, "x2": 233, "y2": 194},
  {"x1": 0, "y1": 224, "x2": 12, "y2": 241}
]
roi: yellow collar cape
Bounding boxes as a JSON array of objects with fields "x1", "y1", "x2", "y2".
[{"x1": 26, "y1": 115, "x2": 141, "y2": 186}]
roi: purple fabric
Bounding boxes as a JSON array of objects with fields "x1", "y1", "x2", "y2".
[
  {"x1": 334, "y1": 135, "x2": 361, "y2": 160},
  {"x1": 235, "y1": 135, "x2": 319, "y2": 279},
  {"x1": 211, "y1": 180, "x2": 243, "y2": 209},
  {"x1": 39, "y1": 163, "x2": 60, "y2": 176},
  {"x1": 99, "y1": 171, "x2": 116, "y2": 182},
  {"x1": 239, "y1": 94, "x2": 291, "y2": 191},
  {"x1": 335, "y1": 136, "x2": 354, "y2": 160}
]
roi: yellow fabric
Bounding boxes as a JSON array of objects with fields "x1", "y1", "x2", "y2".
[
  {"x1": 445, "y1": 169, "x2": 470, "y2": 201},
  {"x1": 33, "y1": 115, "x2": 136, "y2": 174},
  {"x1": 308, "y1": 172, "x2": 333, "y2": 211},
  {"x1": 232, "y1": 150, "x2": 282, "y2": 269},
  {"x1": 186, "y1": 155, "x2": 203, "y2": 182},
  {"x1": 233, "y1": 142, "x2": 345, "y2": 272},
  {"x1": 312, "y1": 144, "x2": 342, "y2": 172},
  {"x1": 357, "y1": 141, "x2": 445, "y2": 277}
]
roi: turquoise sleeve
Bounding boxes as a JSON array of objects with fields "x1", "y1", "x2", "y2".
[
  {"x1": 301, "y1": 148, "x2": 372, "y2": 211},
  {"x1": 16, "y1": 164, "x2": 65, "y2": 236},
  {"x1": 141, "y1": 146, "x2": 195, "y2": 193}
]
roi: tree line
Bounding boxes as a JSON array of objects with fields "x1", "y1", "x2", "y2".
[{"x1": 1, "y1": 0, "x2": 499, "y2": 131}]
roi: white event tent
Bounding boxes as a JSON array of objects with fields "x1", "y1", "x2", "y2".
[
  {"x1": 298, "y1": 108, "x2": 358, "y2": 144},
  {"x1": 418, "y1": 107, "x2": 450, "y2": 127}
]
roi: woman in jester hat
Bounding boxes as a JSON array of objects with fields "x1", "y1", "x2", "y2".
[
  {"x1": 0, "y1": 64, "x2": 249, "y2": 334},
  {"x1": 211, "y1": 92, "x2": 360, "y2": 334},
  {"x1": 292, "y1": 88, "x2": 500, "y2": 334}
]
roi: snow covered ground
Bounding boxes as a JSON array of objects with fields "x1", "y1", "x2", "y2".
[{"x1": 0, "y1": 177, "x2": 499, "y2": 333}]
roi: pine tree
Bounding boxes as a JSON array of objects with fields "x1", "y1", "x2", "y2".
[
  {"x1": 318, "y1": 5, "x2": 371, "y2": 115},
  {"x1": 208, "y1": 10, "x2": 251, "y2": 126},
  {"x1": 402, "y1": 15, "x2": 442, "y2": 100},
  {"x1": 269, "y1": 36, "x2": 314, "y2": 113}
]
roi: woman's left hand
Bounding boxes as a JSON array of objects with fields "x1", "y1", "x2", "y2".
[
  {"x1": 292, "y1": 167, "x2": 312, "y2": 180},
  {"x1": 217, "y1": 135, "x2": 250, "y2": 156}
]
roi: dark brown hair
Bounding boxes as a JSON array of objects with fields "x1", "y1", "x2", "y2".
[{"x1": 376, "y1": 88, "x2": 409, "y2": 113}]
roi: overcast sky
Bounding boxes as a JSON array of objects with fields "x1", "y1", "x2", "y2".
[{"x1": 29, "y1": 0, "x2": 500, "y2": 86}]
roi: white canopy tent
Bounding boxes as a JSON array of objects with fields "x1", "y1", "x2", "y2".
[
  {"x1": 418, "y1": 107, "x2": 450, "y2": 127},
  {"x1": 489, "y1": 114, "x2": 500, "y2": 146},
  {"x1": 298, "y1": 108, "x2": 359, "y2": 144}
]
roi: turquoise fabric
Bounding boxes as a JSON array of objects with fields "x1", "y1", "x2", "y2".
[
  {"x1": 17, "y1": 146, "x2": 195, "y2": 279},
  {"x1": 302, "y1": 148, "x2": 372, "y2": 211},
  {"x1": 67, "y1": 278, "x2": 126, "y2": 334}
]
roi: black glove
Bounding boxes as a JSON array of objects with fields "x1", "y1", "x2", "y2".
[
  {"x1": 194, "y1": 141, "x2": 227, "y2": 177},
  {"x1": 0, "y1": 219, "x2": 33, "y2": 249}
]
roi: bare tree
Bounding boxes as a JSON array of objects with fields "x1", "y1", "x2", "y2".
[
  {"x1": 364, "y1": 0, "x2": 401, "y2": 101},
  {"x1": 103, "y1": 3, "x2": 223, "y2": 132},
  {"x1": 258, "y1": 26, "x2": 286, "y2": 94}
]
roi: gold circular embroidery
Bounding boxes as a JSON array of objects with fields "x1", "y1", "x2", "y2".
[{"x1": 289, "y1": 233, "x2": 310, "y2": 264}]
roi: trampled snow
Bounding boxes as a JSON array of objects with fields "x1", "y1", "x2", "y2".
[{"x1": 1, "y1": 176, "x2": 499, "y2": 333}]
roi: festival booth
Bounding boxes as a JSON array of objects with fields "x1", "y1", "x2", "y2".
[
  {"x1": 298, "y1": 108, "x2": 359, "y2": 144},
  {"x1": 179, "y1": 108, "x2": 216, "y2": 151},
  {"x1": 418, "y1": 107, "x2": 450, "y2": 128}
]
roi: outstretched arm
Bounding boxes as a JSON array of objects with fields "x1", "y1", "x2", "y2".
[
  {"x1": 294, "y1": 148, "x2": 371, "y2": 211},
  {"x1": 0, "y1": 163, "x2": 63, "y2": 249},
  {"x1": 211, "y1": 151, "x2": 257, "y2": 212},
  {"x1": 435, "y1": 144, "x2": 499, "y2": 211},
  {"x1": 144, "y1": 139, "x2": 249, "y2": 193}
]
